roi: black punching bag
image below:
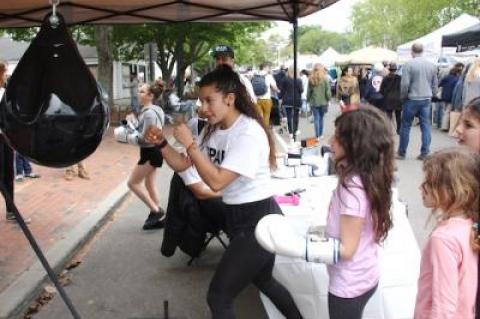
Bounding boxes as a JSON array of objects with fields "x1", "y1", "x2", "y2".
[{"x1": 0, "y1": 13, "x2": 109, "y2": 168}]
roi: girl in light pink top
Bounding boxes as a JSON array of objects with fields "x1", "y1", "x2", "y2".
[
  {"x1": 327, "y1": 106, "x2": 395, "y2": 319},
  {"x1": 414, "y1": 148, "x2": 480, "y2": 319}
]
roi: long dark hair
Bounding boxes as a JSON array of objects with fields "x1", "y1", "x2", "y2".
[
  {"x1": 198, "y1": 65, "x2": 277, "y2": 169},
  {"x1": 334, "y1": 106, "x2": 395, "y2": 242}
]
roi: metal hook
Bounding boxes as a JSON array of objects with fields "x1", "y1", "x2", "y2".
[{"x1": 49, "y1": 0, "x2": 60, "y2": 28}]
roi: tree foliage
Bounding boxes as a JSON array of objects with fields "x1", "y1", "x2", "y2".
[
  {"x1": 351, "y1": 0, "x2": 480, "y2": 49},
  {"x1": 297, "y1": 26, "x2": 356, "y2": 54},
  {"x1": 113, "y1": 22, "x2": 269, "y2": 80}
]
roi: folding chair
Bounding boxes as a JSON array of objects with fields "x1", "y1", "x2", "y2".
[{"x1": 187, "y1": 197, "x2": 228, "y2": 266}]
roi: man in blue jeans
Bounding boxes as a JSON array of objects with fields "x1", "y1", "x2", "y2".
[{"x1": 398, "y1": 43, "x2": 438, "y2": 160}]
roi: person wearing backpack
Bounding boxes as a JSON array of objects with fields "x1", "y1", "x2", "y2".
[{"x1": 253, "y1": 63, "x2": 279, "y2": 126}]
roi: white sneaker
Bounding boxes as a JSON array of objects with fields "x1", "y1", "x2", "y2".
[{"x1": 15, "y1": 175, "x2": 24, "y2": 182}]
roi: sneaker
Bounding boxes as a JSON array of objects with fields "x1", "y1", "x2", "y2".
[
  {"x1": 25, "y1": 172, "x2": 40, "y2": 178},
  {"x1": 142, "y1": 210, "x2": 165, "y2": 230},
  {"x1": 416, "y1": 154, "x2": 429, "y2": 161},
  {"x1": 15, "y1": 175, "x2": 24, "y2": 182},
  {"x1": 6, "y1": 211, "x2": 32, "y2": 224},
  {"x1": 395, "y1": 154, "x2": 406, "y2": 160}
]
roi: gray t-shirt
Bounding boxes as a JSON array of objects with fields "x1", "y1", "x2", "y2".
[{"x1": 136, "y1": 104, "x2": 165, "y2": 148}]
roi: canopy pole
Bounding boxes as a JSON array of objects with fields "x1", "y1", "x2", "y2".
[{"x1": 292, "y1": 2, "x2": 299, "y2": 139}]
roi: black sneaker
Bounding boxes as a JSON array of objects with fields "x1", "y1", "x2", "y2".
[
  {"x1": 142, "y1": 210, "x2": 165, "y2": 230},
  {"x1": 395, "y1": 154, "x2": 406, "y2": 160}
]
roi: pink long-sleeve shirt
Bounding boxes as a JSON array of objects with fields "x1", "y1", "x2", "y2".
[{"x1": 414, "y1": 217, "x2": 478, "y2": 319}]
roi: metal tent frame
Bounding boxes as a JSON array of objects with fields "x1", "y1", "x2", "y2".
[{"x1": 0, "y1": 1, "x2": 339, "y2": 318}]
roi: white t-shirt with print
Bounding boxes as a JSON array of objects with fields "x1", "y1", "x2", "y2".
[{"x1": 185, "y1": 114, "x2": 273, "y2": 204}]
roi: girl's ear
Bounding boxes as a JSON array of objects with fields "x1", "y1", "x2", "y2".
[{"x1": 224, "y1": 93, "x2": 235, "y2": 107}]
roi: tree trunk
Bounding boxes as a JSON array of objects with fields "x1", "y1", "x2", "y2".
[{"x1": 94, "y1": 25, "x2": 114, "y2": 108}]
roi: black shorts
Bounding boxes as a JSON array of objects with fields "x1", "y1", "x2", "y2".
[{"x1": 138, "y1": 146, "x2": 163, "y2": 167}]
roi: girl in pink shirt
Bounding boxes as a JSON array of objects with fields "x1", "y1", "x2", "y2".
[
  {"x1": 414, "y1": 148, "x2": 480, "y2": 319},
  {"x1": 327, "y1": 106, "x2": 395, "y2": 319}
]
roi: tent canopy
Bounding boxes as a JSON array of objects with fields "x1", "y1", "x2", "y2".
[
  {"x1": 317, "y1": 47, "x2": 340, "y2": 67},
  {"x1": 0, "y1": 0, "x2": 339, "y2": 27},
  {"x1": 442, "y1": 23, "x2": 480, "y2": 52},
  {"x1": 396, "y1": 13, "x2": 480, "y2": 62},
  {"x1": 336, "y1": 47, "x2": 397, "y2": 65}
]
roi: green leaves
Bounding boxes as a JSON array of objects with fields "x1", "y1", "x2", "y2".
[{"x1": 351, "y1": 0, "x2": 480, "y2": 49}]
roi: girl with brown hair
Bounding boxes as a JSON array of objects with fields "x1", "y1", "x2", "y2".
[
  {"x1": 414, "y1": 148, "x2": 480, "y2": 318},
  {"x1": 256, "y1": 106, "x2": 395, "y2": 319}
]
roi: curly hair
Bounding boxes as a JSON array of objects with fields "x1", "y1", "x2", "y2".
[
  {"x1": 198, "y1": 65, "x2": 277, "y2": 169},
  {"x1": 334, "y1": 106, "x2": 395, "y2": 242},
  {"x1": 422, "y1": 147, "x2": 480, "y2": 250}
]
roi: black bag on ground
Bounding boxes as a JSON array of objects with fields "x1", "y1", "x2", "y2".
[{"x1": 0, "y1": 13, "x2": 108, "y2": 168}]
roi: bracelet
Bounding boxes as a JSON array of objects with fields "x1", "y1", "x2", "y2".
[
  {"x1": 158, "y1": 139, "x2": 168, "y2": 149},
  {"x1": 186, "y1": 141, "x2": 197, "y2": 154}
]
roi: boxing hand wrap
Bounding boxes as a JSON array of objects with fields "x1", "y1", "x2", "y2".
[
  {"x1": 305, "y1": 234, "x2": 341, "y2": 264},
  {"x1": 255, "y1": 214, "x2": 306, "y2": 259},
  {"x1": 255, "y1": 214, "x2": 341, "y2": 265}
]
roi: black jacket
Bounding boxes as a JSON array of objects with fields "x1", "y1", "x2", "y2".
[
  {"x1": 279, "y1": 77, "x2": 303, "y2": 108},
  {"x1": 380, "y1": 74, "x2": 402, "y2": 111},
  {"x1": 161, "y1": 173, "x2": 226, "y2": 258}
]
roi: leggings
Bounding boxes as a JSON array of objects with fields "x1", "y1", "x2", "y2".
[
  {"x1": 207, "y1": 197, "x2": 302, "y2": 319},
  {"x1": 328, "y1": 283, "x2": 378, "y2": 319}
]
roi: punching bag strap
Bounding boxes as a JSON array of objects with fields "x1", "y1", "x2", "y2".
[
  {"x1": 0, "y1": 181, "x2": 81, "y2": 319},
  {"x1": 49, "y1": 0, "x2": 61, "y2": 28}
]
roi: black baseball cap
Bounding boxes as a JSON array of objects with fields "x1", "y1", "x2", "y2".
[{"x1": 211, "y1": 45, "x2": 234, "y2": 59}]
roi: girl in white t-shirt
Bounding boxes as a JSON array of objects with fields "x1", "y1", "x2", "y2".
[
  {"x1": 146, "y1": 65, "x2": 302, "y2": 319},
  {"x1": 325, "y1": 107, "x2": 395, "y2": 319}
]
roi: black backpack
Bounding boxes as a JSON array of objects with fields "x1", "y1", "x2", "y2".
[{"x1": 251, "y1": 74, "x2": 268, "y2": 96}]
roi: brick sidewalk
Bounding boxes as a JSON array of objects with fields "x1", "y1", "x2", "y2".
[{"x1": 0, "y1": 128, "x2": 138, "y2": 293}]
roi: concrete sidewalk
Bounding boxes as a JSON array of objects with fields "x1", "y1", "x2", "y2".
[{"x1": 0, "y1": 128, "x2": 138, "y2": 319}]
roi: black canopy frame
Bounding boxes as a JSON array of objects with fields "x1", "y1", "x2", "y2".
[{"x1": 0, "y1": 1, "x2": 339, "y2": 318}]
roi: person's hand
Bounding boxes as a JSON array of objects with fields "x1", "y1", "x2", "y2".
[
  {"x1": 173, "y1": 123, "x2": 194, "y2": 148},
  {"x1": 145, "y1": 125, "x2": 164, "y2": 144}
]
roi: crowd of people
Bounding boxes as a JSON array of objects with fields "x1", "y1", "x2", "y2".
[{"x1": 2, "y1": 38, "x2": 480, "y2": 318}]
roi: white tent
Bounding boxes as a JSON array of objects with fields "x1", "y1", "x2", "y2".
[
  {"x1": 317, "y1": 47, "x2": 341, "y2": 67},
  {"x1": 397, "y1": 13, "x2": 480, "y2": 63},
  {"x1": 334, "y1": 46, "x2": 397, "y2": 65}
]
